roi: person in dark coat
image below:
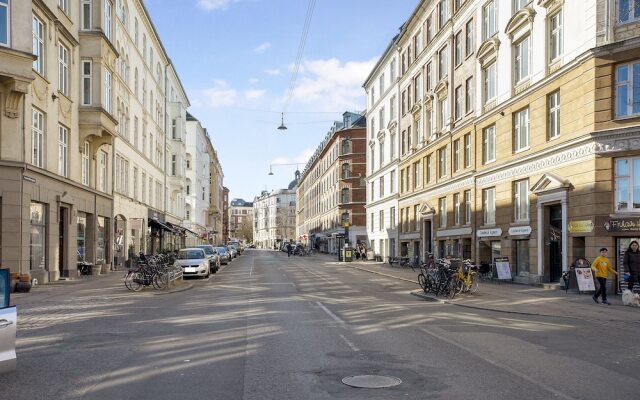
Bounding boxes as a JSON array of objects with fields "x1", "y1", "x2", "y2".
[
  {"x1": 286, "y1": 242, "x2": 292, "y2": 258},
  {"x1": 623, "y1": 240, "x2": 640, "y2": 292}
]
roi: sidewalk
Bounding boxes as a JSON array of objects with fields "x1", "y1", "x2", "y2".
[{"x1": 314, "y1": 253, "x2": 640, "y2": 323}]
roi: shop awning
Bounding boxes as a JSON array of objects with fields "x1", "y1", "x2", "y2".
[
  {"x1": 183, "y1": 227, "x2": 199, "y2": 236},
  {"x1": 148, "y1": 218, "x2": 173, "y2": 232},
  {"x1": 164, "y1": 222, "x2": 185, "y2": 236}
]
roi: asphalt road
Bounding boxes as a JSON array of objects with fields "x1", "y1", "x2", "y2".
[{"x1": 1, "y1": 249, "x2": 638, "y2": 399}]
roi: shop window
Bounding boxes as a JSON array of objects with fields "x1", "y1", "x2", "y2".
[
  {"x1": 30, "y1": 203, "x2": 46, "y2": 270},
  {"x1": 77, "y1": 213, "x2": 87, "y2": 262},
  {"x1": 615, "y1": 157, "x2": 640, "y2": 211},
  {"x1": 97, "y1": 216, "x2": 106, "y2": 263},
  {"x1": 512, "y1": 239, "x2": 529, "y2": 275}
]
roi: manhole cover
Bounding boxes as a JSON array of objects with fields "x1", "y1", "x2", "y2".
[{"x1": 342, "y1": 375, "x2": 402, "y2": 388}]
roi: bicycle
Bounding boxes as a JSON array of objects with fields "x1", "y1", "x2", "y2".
[{"x1": 455, "y1": 259, "x2": 479, "y2": 294}]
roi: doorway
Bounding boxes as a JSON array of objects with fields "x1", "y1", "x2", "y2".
[
  {"x1": 423, "y1": 219, "x2": 432, "y2": 255},
  {"x1": 549, "y1": 204, "x2": 563, "y2": 282},
  {"x1": 58, "y1": 207, "x2": 67, "y2": 277}
]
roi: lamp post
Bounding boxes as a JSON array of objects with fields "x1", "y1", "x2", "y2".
[{"x1": 268, "y1": 162, "x2": 301, "y2": 176}]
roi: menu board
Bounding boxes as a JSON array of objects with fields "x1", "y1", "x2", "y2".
[
  {"x1": 574, "y1": 268, "x2": 596, "y2": 291},
  {"x1": 495, "y1": 259, "x2": 512, "y2": 280}
]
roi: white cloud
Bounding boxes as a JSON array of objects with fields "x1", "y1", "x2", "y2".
[
  {"x1": 265, "y1": 68, "x2": 281, "y2": 76},
  {"x1": 249, "y1": 78, "x2": 259, "y2": 84},
  {"x1": 197, "y1": 0, "x2": 236, "y2": 11},
  {"x1": 202, "y1": 80, "x2": 237, "y2": 107},
  {"x1": 286, "y1": 58, "x2": 376, "y2": 112},
  {"x1": 244, "y1": 89, "x2": 266, "y2": 100},
  {"x1": 253, "y1": 42, "x2": 272, "y2": 54}
]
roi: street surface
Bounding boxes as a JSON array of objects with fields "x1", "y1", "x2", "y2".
[{"x1": 1, "y1": 249, "x2": 639, "y2": 399}]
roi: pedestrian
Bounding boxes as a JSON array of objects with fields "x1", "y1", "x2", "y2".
[
  {"x1": 286, "y1": 242, "x2": 292, "y2": 258},
  {"x1": 623, "y1": 240, "x2": 640, "y2": 292},
  {"x1": 591, "y1": 248, "x2": 618, "y2": 305},
  {"x1": 359, "y1": 244, "x2": 366, "y2": 261}
]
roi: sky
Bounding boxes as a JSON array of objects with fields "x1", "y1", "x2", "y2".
[{"x1": 144, "y1": 0, "x2": 418, "y2": 202}]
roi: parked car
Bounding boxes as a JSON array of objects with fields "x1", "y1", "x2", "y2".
[
  {"x1": 174, "y1": 248, "x2": 210, "y2": 278},
  {"x1": 227, "y1": 244, "x2": 238, "y2": 258},
  {"x1": 215, "y1": 246, "x2": 231, "y2": 265},
  {"x1": 194, "y1": 245, "x2": 220, "y2": 273},
  {"x1": 0, "y1": 268, "x2": 16, "y2": 374},
  {"x1": 228, "y1": 240, "x2": 243, "y2": 254}
]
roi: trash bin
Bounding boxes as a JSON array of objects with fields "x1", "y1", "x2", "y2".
[{"x1": 344, "y1": 247, "x2": 353, "y2": 262}]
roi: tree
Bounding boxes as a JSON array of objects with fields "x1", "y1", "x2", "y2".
[{"x1": 238, "y1": 214, "x2": 254, "y2": 243}]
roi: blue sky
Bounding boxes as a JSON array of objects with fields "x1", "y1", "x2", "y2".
[{"x1": 145, "y1": 0, "x2": 417, "y2": 201}]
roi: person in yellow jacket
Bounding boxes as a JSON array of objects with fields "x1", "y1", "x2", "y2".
[{"x1": 591, "y1": 248, "x2": 618, "y2": 305}]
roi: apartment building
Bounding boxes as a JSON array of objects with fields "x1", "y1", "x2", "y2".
[
  {"x1": 229, "y1": 198, "x2": 253, "y2": 242},
  {"x1": 184, "y1": 112, "x2": 210, "y2": 241},
  {"x1": 363, "y1": 36, "x2": 401, "y2": 261},
  {"x1": 371, "y1": 0, "x2": 640, "y2": 290},
  {"x1": 296, "y1": 112, "x2": 367, "y2": 254},
  {"x1": 253, "y1": 187, "x2": 296, "y2": 249},
  {"x1": 206, "y1": 135, "x2": 224, "y2": 245}
]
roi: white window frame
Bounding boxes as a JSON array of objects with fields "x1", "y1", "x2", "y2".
[
  {"x1": 483, "y1": 125, "x2": 496, "y2": 164},
  {"x1": 465, "y1": 76, "x2": 473, "y2": 113},
  {"x1": 483, "y1": 187, "x2": 496, "y2": 225},
  {"x1": 464, "y1": 133, "x2": 471, "y2": 168},
  {"x1": 438, "y1": 45, "x2": 448, "y2": 80},
  {"x1": 512, "y1": 0, "x2": 527, "y2": 13},
  {"x1": 514, "y1": 108, "x2": 530, "y2": 152},
  {"x1": 439, "y1": 197, "x2": 447, "y2": 228},
  {"x1": 464, "y1": 190, "x2": 472, "y2": 225},
  {"x1": 104, "y1": 0, "x2": 112, "y2": 40},
  {"x1": 454, "y1": 193, "x2": 461, "y2": 225},
  {"x1": 380, "y1": 175, "x2": 385, "y2": 197},
  {"x1": 380, "y1": 210, "x2": 385, "y2": 231},
  {"x1": 82, "y1": 60, "x2": 92, "y2": 105},
  {"x1": 99, "y1": 151, "x2": 107, "y2": 192},
  {"x1": 58, "y1": 0, "x2": 69, "y2": 14},
  {"x1": 548, "y1": 90, "x2": 560, "y2": 140},
  {"x1": 549, "y1": 10, "x2": 563, "y2": 63},
  {"x1": 465, "y1": 18, "x2": 473, "y2": 57},
  {"x1": 615, "y1": 61, "x2": 640, "y2": 118},
  {"x1": 514, "y1": 36, "x2": 530, "y2": 84},
  {"x1": 454, "y1": 85, "x2": 462, "y2": 120},
  {"x1": 32, "y1": 108, "x2": 44, "y2": 168},
  {"x1": 58, "y1": 125, "x2": 69, "y2": 177},
  {"x1": 58, "y1": 43, "x2": 70, "y2": 95},
  {"x1": 453, "y1": 139, "x2": 460, "y2": 172},
  {"x1": 483, "y1": 0, "x2": 497, "y2": 41},
  {"x1": 454, "y1": 31, "x2": 462, "y2": 66},
  {"x1": 438, "y1": 147, "x2": 447, "y2": 178},
  {"x1": 82, "y1": 141, "x2": 90, "y2": 186},
  {"x1": 104, "y1": 69, "x2": 112, "y2": 113},
  {"x1": 0, "y1": 0, "x2": 9, "y2": 47},
  {"x1": 33, "y1": 15, "x2": 45, "y2": 74},
  {"x1": 483, "y1": 61, "x2": 496, "y2": 103},
  {"x1": 618, "y1": 0, "x2": 640, "y2": 24},
  {"x1": 81, "y1": 0, "x2": 92, "y2": 30},
  {"x1": 615, "y1": 157, "x2": 640, "y2": 211},
  {"x1": 514, "y1": 179, "x2": 530, "y2": 221}
]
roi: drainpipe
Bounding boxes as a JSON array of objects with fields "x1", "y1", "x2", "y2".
[{"x1": 20, "y1": 93, "x2": 26, "y2": 274}]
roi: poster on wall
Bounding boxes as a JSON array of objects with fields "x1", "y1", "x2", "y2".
[
  {"x1": 574, "y1": 268, "x2": 596, "y2": 291},
  {"x1": 495, "y1": 259, "x2": 512, "y2": 280}
]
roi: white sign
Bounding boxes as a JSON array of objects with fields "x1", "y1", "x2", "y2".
[
  {"x1": 477, "y1": 228, "x2": 502, "y2": 237},
  {"x1": 508, "y1": 226, "x2": 532, "y2": 236},
  {"x1": 495, "y1": 261, "x2": 512, "y2": 279},
  {"x1": 574, "y1": 268, "x2": 596, "y2": 291},
  {"x1": 436, "y1": 227, "x2": 473, "y2": 237}
]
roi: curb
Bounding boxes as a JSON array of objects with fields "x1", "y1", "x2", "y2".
[{"x1": 155, "y1": 281, "x2": 194, "y2": 295}]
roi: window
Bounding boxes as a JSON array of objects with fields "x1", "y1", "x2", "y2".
[
  {"x1": 99, "y1": 151, "x2": 107, "y2": 192},
  {"x1": 414, "y1": 205, "x2": 420, "y2": 231},
  {"x1": 426, "y1": 62, "x2": 432, "y2": 91},
  {"x1": 58, "y1": 126, "x2": 69, "y2": 177},
  {"x1": 370, "y1": 117, "x2": 375, "y2": 138},
  {"x1": 30, "y1": 203, "x2": 46, "y2": 271},
  {"x1": 400, "y1": 167, "x2": 406, "y2": 192},
  {"x1": 464, "y1": 190, "x2": 471, "y2": 224},
  {"x1": 370, "y1": 148, "x2": 375, "y2": 174},
  {"x1": 58, "y1": 0, "x2": 69, "y2": 14},
  {"x1": 104, "y1": 69, "x2": 112, "y2": 113},
  {"x1": 149, "y1": 177, "x2": 153, "y2": 206},
  {"x1": 483, "y1": 125, "x2": 496, "y2": 163},
  {"x1": 379, "y1": 73, "x2": 385, "y2": 94},
  {"x1": 414, "y1": 161, "x2": 421, "y2": 188},
  {"x1": 342, "y1": 138, "x2": 350, "y2": 154},
  {"x1": 390, "y1": 132, "x2": 396, "y2": 159},
  {"x1": 514, "y1": 108, "x2": 529, "y2": 152},
  {"x1": 483, "y1": 0, "x2": 496, "y2": 41},
  {"x1": 390, "y1": 170, "x2": 396, "y2": 193},
  {"x1": 426, "y1": 154, "x2": 433, "y2": 183},
  {"x1": 439, "y1": 0, "x2": 448, "y2": 29},
  {"x1": 483, "y1": 187, "x2": 496, "y2": 225},
  {"x1": 513, "y1": 0, "x2": 527, "y2": 13},
  {"x1": 414, "y1": 74, "x2": 423, "y2": 103},
  {"x1": 439, "y1": 197, "x2": 447, "y2": 227},
  {"x1": 465, "y1": 19, "x2": 473, "y2": 56},
  {"x1": 438, "y1": 147, "x2": 447, "y2": 178},
  {"x1": 32, "y1": 108, "x2": 44, "y2": 168},
  {"x1": 414, "y1": 30, "x2": 423, "y2": 56},
  {"x1": 615, "y1": 61, "x2": 640, "y2": 118},
  {"x1": 104, "y1": 0, "x2": 112, "y2": 40},
  {"x1": 454, "y1": 85, "x2": 462, "y2": 120},
  {"x1": 390, "y1": 58, "x2": 396, "y2": 82},
  {"x1": 455, "y1": 31, "x2": 462, "y2": 66},
  {"x1": 390, "y1": 95, "x2": 396, "y2": 120},
  {"x1": 133, "y1": 167, "x2": 138, "y2": 200},
  {"x1": 82, "y1": 61, "x2": 92, "y2": 105},
  {"x1": 58, "y1": 43, "x2": 69, "y2": 95},
  {"x1": 380, "y1": 210, "x2": 385, "y2": 231},
  {"x1": 426, "y1": 15, "x2": 433, "y2": 43},
  {"x1": 341, "y1": 188, "x2": 350, "y2": 204},
  {"x1": 464, "y1": 133, "x2": 471, "y2": 168},
  {"x1": 379, "y1": 107, "x2": 385, "y2": 129},
  {"x1": 439, "y1": 97, "x2": 448, "y2": 131},
  {"x1": 0, "y1": 0, "x2": 8, "y2": 46},
  {"x1": 171, "y1": 154, "x2": 177, "y2": 176},
  {"x1": 619, "y1": 0, "x2": 640, "y2": 23},
  {"x1": 80, "y1": 0, "x2": 92, "y2": 30},
  {"x1": 438, "y1": 45, "x2": 448, "y2": 80},
  {"x1": 483, "y1": 62, "x2": 496, "y2": 103},
  {"x1": 514, "y1": 36, "x2": 530, "y2": 83},
  {"x1": 33, "y1": 15, "x2": 45, "y2": 74},
  {"x1": 342, "y1": 163, "x2": 349, "y2": 179},
  {"x1": 390, "y1": 207, "x2": 396, "y2": 229},
  {"x1": 379, "y1": 141, "x2": 384, "y2": 167},
  {"x1": 548, "y1": 91, "x2": 560, "y2": 139},
  {"x1": 370, "y1": 87, "x2": 375, "y2": 106},
  {"x1": 465, "y1": 77, "x2": 473, "y2": 113},
  {"x1": 514, "y1": 179, "x2": 529, "y2": 221},
  {"x1": 454, "y1": 193, "x2": 461, "y2": 225},
  {"x1": 614, "y1": 157, "x2": 640, "y2": 211},
  {"x1": 82, "y1": 141, "x2": 90, "y2": 186},
  {"x1": 453, "y1": 139, "x2": 460, "y2": 172},
  {"x1": 142, "y1": 34, "x2": 146, "y2": 63},
  {"x1": 549, "y1": 11, "x2": 563, "y2": 62},
  {"x1": 380, "y1": 175, "x2": 385, "y2": 197},
  {"x1": 371, "y1": 213, "x2": 375, "y2": 232}
]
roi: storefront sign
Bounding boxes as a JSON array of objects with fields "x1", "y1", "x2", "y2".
[
  {"x1": 508, "y1": 226, "x2": 531, "y2": 236},
  {"x1": 495, "y1": 260, "x2": 512, "y2": 279},
  {"x1": 436, "y1": 227, "x2": 473, "y2": 237},
  {"x1": 477, "y1": 228, "x2": 502, "y2": 238},
  {"x1": 604, "y1": 218, "x2": 640, "y2": 232},
  {"x1": 568, "y1": 220, "x2": 594, "y2": 234},
  {"x1": 574, "y1": 268, "x2": 596, "y2": 291}
]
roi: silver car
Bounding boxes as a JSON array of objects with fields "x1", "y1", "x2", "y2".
[
  {"x1": 194, "y1": 245, "x2": 220, "y2": 273},
  {"x1": 227, "y1": 244, "x2": 238, "y2": 259},
  {"x1": 215, "y1": 247, "x2": 231, "y2": 265},
  {"x1": 0, "y1": 269, "x2": 16, "y2": 374},
  {"x1": 174, "y1": 248, "x2": 210, "y2": 278}
]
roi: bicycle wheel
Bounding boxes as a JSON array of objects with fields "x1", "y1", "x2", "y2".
[
  {"x1": 469, "y1": 273, "x2": 479, "y2": 293},
  {"x1": 152, "y1": 272, "x2": 167, "y2": 290},
  {"x1": 125, "y1": 271, "x2": 143, "y2": 291},
  {"x1": 418, "y1": 273, "x2": 428, "y2": 293},
  {"x1": 456, "y1": 278, "x2": 465, "y2": 294},
  {"x1": 446, "y1": 278, "x2": 458, "y2": 299}
]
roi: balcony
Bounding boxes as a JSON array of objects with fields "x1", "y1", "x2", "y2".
[{"x1": 0, "y1": 46, "x2": 35, "y2": 118}]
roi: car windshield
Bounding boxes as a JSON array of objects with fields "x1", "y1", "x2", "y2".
[
  {"x1": 197, "y1": 246, "x2": 214, "y2": 255},
  {"x1": 215, "y1": 247, "x2": 227, "y2": 254},
  {"x1": 178, "y1": 250, "x2": 204, "y2": 260}
]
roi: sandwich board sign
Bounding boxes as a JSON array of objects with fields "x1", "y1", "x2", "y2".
[
  {"x1": 495, "y1": 257, "x2": 512, "y2": 280},
  {"x1": 574, "y1": 268, "x2": 596, "y2": 291}
]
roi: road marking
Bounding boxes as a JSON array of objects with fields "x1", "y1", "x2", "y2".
[
  {"x1": 419, "y1": 326, "x2": 578, "y2": 400},
  {"x1": 316, "y1": 301, "x2": 345, "y2": 326},
  {"x1": 339, "y1": 334, "x2": 359, "y2": 352}
]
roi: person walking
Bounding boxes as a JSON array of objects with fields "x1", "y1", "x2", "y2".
[
  {"x1": 592, "y1": 248, "x2": 618, "y2": 305},
  {"x1": 286, "y1": 242, "x2": 292, "y2": 258},
  {"x1": 623, "y1": 240, "x2": 640, "y2": 292}
]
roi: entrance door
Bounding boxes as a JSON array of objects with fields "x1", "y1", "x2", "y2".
[
  {"x1": 58, "y1": 207, "x2": 67, "y2": 277},
  {"x1": 424, "y1": 219, "x2": 432, "y2": 255},
  {"x1": 549, "y1": 204, "x2": 563, "y2": 282}
]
